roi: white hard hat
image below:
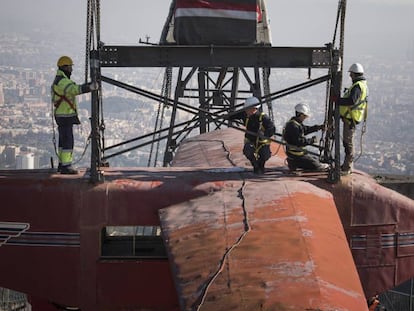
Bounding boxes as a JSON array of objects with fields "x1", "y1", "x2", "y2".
[
  {"x1": 243, "y1": 96, "x2": 260, "y2": 109},
  {"x1": 295, "y1": 103, "x2": 311, "y2": 116},
  {"x1": 348, "y1": 63, "x2": 364, "y2": 74}
]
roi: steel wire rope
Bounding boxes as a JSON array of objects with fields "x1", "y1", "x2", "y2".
[
  {"x1": 69, "y1": 0, "x2": 95, "y2": 166},
  {"x1": 353, "y1": 120, "x2": 367, "y2": 164},
  {"x1": 96, "y1": 0, "x2": 106, "y2": 162},
  {"x1": 84, "y1": 0, "x2": 91, "y2": 84},
  {"x1": 71, "y1": 0, "x2": 96, "y2": 166},
  {"x1": 153, "y1": 69, "x2": 171, "y2": 166},
  {"x1": 318, "y1": 0, "x2": 346, "y2": 167},
  {"x1": 50, "y1": 0, "x2": 94, "y2": 168},
  {"x1": 148, "y1": 67, "x2": 172, "y2": 167}
]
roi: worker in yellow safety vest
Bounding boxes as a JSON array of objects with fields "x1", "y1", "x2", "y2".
[
  {"x1": 51, "y1": 56, "x2": 97, "y2": 174},
  {"x1": 337, "y1": 62, "x2": 369, "y2": 175}
]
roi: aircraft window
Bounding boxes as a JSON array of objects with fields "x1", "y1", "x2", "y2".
[{"x1": 101, "y1": 226, "x2": 167, "y2": 259}]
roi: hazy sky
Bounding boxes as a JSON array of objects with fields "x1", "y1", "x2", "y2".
[{"x1": 1, "y1": 0, "x2": 414, "y2": 60}]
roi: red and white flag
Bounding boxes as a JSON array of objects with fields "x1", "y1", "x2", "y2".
[{"x1": 174, "y1": 0, "x2": 258, "y2": 45}]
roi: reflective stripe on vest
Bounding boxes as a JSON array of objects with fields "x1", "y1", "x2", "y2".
[
  {"x1": 52, "y1": 70, "x2": 81, "y2": 117},
  {"x1": 285, "y1": 118, "x2": 305, "y2": 156},
  {"x1": 339, "y1": 80, "x2": 368, "y2": 123}
]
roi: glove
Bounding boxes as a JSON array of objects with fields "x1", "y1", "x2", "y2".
[
  {"x1": 89, "y1": 81, "x2": 99, "y2": 91},
  {"x1": 80, "y1": 82, "x2": 99, "y2": 93},
  {"x1": 309, "y1": 136, "x2": 317, "y2": 145}
]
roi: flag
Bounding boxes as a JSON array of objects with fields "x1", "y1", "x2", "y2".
[{"x1": 174, "y1": 0, "x2": 257, "y2": 45}]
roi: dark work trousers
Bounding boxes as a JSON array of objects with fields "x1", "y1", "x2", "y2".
[
  {"x1": 57, "y1": 123, "x2": 74, "y2": 150},
  {"x1": 243, "y1": 142, "x2": 271, "y2": 169},
  {"x1": 287, "y1": 154, "x2": 322, "y2": 170},
  {"x1": 55, "y1": 116, "x2": 76, "y2": 166}
]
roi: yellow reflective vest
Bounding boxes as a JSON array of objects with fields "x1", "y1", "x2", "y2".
[
  {"x1": 339, "y1": 79, "x2": 368, "y2": 124},
  {"x1": 51, "y1": 69, "x2": 82, "y2": 118}
]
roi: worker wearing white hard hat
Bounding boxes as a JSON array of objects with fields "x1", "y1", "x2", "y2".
[
  {"x1": 283, "y1": 103, "x2": 327, "y2": 171},
  {"x1": 228, "y1": 96, "x2": 275, "y2": 174},
  {"x1": 243, "y1": 96, "x2": 261, "y2": 109},
  {"x1": 294, "y1": 102, "x2": 311, "y2": 117},
  {"x1": 348, "y1": 63, "x2": 364, "y2": 74},
  {"x1": 335, "y1": 62, "x2": 369, "y2": 175}
]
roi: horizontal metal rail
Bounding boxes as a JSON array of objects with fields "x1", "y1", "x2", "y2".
[{"x1": 99, "y1": 45, "x2": 333, "y2": 68}]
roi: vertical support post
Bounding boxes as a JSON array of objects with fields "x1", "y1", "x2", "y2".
[
  {"x1": 252, "y1": 67, "x2": 262, "y2": 100},
  {"x1": 163, "y1": 67, "x2": 184, "y2": 166},
  {"x1": 89, "y1": 49, "x2": 103, "y2": 182},
  {"x1": 230, "y1": 68, "x2": 239, "y2": 110},
  {"x1": 228, "y1": 68, "x2": 239, "y2": 128},
  {"x1": 198, "y1": 68, "x2": 207, "y2": 134},
  {"x1": 327, "y1": 49, "x2": 342, "y2": 183}
]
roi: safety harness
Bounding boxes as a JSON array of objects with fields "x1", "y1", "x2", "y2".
[
  {"x1": 244, "y1": 112, "x2": 271, "y2": 158},
  {"x1": 283, "y1": 119, "x2": 306, "y2": 157},
  {"x1": 52, "y1": 88, "x2": 77, "y2": 112},
  {"x1": 340, "y1": 80, "x2": 368, "y2": 125}
]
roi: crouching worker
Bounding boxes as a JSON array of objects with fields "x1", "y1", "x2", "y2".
[
  {"x1": 229, "y1": 96, "x2": 275, "y2": 174},
  {"x1": 283, "y1": 103, "x2": 327, "y2": 171}
]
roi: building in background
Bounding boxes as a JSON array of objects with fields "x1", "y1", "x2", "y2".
[
  {"x1": 0, "y1": 82, "x2": 4, "y2": 106},
  {"x1": 16, "y1": 152, "x2": 36, "y2": 169}
]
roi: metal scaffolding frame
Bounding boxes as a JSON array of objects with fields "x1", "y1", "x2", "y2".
[{"x1": 86, "y1": 1, "x2": 345, "y2": 183}]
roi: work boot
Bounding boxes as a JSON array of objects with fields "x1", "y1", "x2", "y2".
[
  {"x1": 340, "y1": 164, "x2": 352, "y2": 175},
  {"x1": 60, "y1": 165, "x2": 78, "y2": 175},
  {"x1": 317, "y1": 163, "x2": 330, "y2": 172},
  {"x1": 287, "y1": 158, "x2": 297, "y2": 171}
]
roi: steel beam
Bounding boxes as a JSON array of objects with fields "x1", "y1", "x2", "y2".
[{"x1": 99, "y1": 46, "x2": 332, "y2": 68}]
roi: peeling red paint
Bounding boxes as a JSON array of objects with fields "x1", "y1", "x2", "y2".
[{"x1": 0, "y1": 128, "x2": 413, "y2": 310}]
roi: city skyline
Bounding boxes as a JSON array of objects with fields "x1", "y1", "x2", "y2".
[
  {"x1": 0, "y1": 1, "x2": 413, "y2": 175},
  {"x1": 0, "y1": 0, "x2": 413, "y2": 61}
]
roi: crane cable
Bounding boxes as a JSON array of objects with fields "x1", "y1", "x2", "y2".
[
  {"x1": 83, "y1": 0, "x2": 106, "y2": 165},
  {"x1": 332, "y1": 0, "x2": 365, "y2": 165},
  {"x1": 318, "y1": 0, "x2": 345, "y2": 165},
  {"x1": 95, "y1": 0, "x2": 106, "y2": 162},
  {"x1": 147, "y1": 67, "x2": 172, "y2": 167},
  {"x1": 50, "y1": 0, "x2": 96, "y2": 168}
]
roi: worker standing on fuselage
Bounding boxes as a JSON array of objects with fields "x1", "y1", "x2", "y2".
[
  {"x1": 51, "y1": 56, "x2": 97, "y2": 174},
  {"x1": 337, "y1": 62, "x2": 369, "y2": 175}
]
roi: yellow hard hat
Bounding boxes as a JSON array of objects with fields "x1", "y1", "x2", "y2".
[{"x1": 57, "y1": 56, "x2": 73, "y2": 67}]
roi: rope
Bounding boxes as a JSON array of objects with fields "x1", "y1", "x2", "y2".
[
  {"x1": 148, "y1": 67, "x2": 172, "y2": 167},
  {"x1": 353, "y1": 120, "x2": 366, "y2": 163},
  {"x1": 154, "y1": 67, "x2": 172, "y2": 165},
  {"x1": 72, "y1": 129, "x2": 92, "y2": 165},
  {"x1": 84, "y1": 0, "x2": 91, "y2": 83},
  {"x1": 50, "y1": 90, "x2": 59, "y2": 159}
]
